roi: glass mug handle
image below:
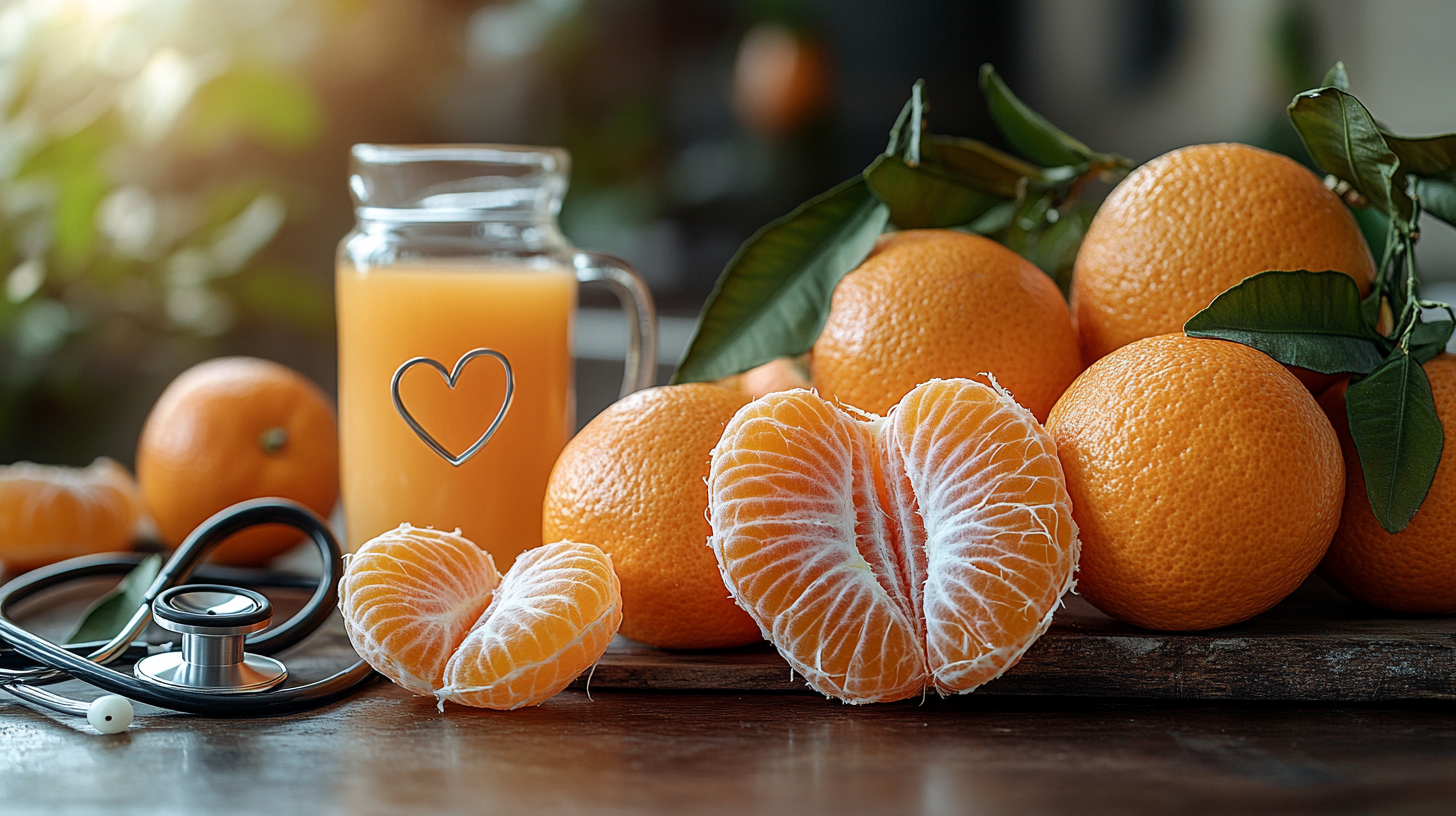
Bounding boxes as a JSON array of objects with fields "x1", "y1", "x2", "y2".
[{"x1": 573, "y1": 252, "x2": 658, "y2": 398}]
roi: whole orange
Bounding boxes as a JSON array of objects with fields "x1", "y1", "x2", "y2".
[
  {"x1": 137, "y1": 357, "x2": 339, "y2": 565},
  {"x1": 542, "y1": 383, "x2": 760, "y2": 649},
  {"x1": 811, "y1": 229, "x2": 1082, "y2": 422},
  {"x1": 0, "y1": 458, "x2": 140, "y2": 573},
  {"x1": 1317, "y1": 354, "x2": 1456, "y2": 612},
  {"x1": 1046, "y1": 334, "x2": 1344, "y2": 631},
  {"x1": 1071, "y1": 143, "x2": 1377, "y2": 363}
]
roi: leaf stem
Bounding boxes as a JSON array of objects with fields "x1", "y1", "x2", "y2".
[{"x1": 1373, "y1": 213, "x2": 1398, "y2": 305}]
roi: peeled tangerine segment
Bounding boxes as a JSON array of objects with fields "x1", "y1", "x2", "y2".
[
  {"x1": 339, "y1": 525, "x2": 621, "y2": 710},
  {"x1": 440, "y1": 543, "x2": 622, "y2": 709},
  {"x1": 708, "y1": 379, "x2": 1079, "y2": 704}
]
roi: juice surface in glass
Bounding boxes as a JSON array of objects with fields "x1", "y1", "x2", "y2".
[{"x1": 336, "y1": 260, "x2": 576, "y2": 568}]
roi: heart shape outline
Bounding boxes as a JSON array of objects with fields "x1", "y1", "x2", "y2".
[{"x1": 390, "y1": 348, "x2": 515, "y2": 467}]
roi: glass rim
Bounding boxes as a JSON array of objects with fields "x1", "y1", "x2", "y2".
[{"x1": 350, "y1": 143, "x2": 569, "y2": 171}]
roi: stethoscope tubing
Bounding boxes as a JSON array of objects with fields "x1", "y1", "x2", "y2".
[{"x1": 0, "y1": 499, "x2": 376, "y2": 717}]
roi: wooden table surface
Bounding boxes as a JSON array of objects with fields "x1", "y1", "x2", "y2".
[{"x1": 3, "y1": 580, "x2": 1456, "y2": 815}]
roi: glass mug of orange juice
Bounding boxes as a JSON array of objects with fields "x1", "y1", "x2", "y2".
[{"x1": 336, "y1": 144, "x2": 656, "y2": 567}]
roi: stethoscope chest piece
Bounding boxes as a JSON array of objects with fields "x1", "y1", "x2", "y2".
[{"x1": 134, "y1": 585, "x2": 288, "y2": 694}]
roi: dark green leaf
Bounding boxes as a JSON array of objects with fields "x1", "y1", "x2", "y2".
[
  {"x1": 1360, "y1": 288, "x2": 1384, "y2": 328},
  {"x1": 1183, "y1": 270, "x2": 1384, "y2": 374},
  {"x1": 1345, "y1": 351, "x2": 1444, "y2": 533},
  {"x1": 671, "y1": 178, "x2": 889, "y2": 383},
  {"x1": 996, "y1": 193, "x2": 1055, "y2": 258},
  {"x1": 865, "y1": 154, "x2": 1005, "y2": 229},
  {"x1": 965, "y1": 200, "x2": 1017, "y2": 234},
  {"x1": 1374, "y1": 129, "x2": 1456, "y2": 226},
  {"x1": 1029, "y1": 209, "x2": 1085, "y2": 293},
  {"x1": 1322, "y1": 61, "x2": 1350, "y2": 90},
  {"x1": 1288, "y1": 88, "x2": 1413, "y2": 226},
  {"x1": 1410, "y1": 319, "x2": 1454, "y2": 363},
  {"x1": 923, "y1": 135, "x2": 1039, "y2": 198},
  {"x1": 65, "y1": 554, "x2": 162, "y2": 645},
  {"x1": 1380, "y1": 131, "x2": 1456, "y2": 178},
  {"x1": 1379, "y1": 129, "x2": 1456, "y2": 226},
  {"x1": 979, "y1": 64, "x2": 1094, "y2": 168},
  {"x1": 1415, "y1": 176, "x2": 1456, "y2": 226}
]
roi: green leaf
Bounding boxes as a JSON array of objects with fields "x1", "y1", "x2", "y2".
[
  {"x1": 65, "y1": 554, "x2": 162, "y2": 645},
  {"x1": 923, "y1": 135, "x2": 1039, "y2": 198},
  {"x1": 1288, "y1": 88, "x2": 1414, "y2": 227},
  {"x1": 1183, "y1": 270, "x2": 1384, "y2": 374},
  {"x1": 864, "y1": 154, "x2": 1005, "y2": 229},
  {"x1": 885, "y1": 80, "x2": 925, "y2": 161},
  {"x1": 1381, "y1": 133, "x2": 1456, "y2": 177},
  {"x1": 1346, "y1": 351, "x2": 1444, "y2": 533},
  {"x1": 1410, "y1": 318, "x2": 1454, "y2": 363},
  {"x1": 1378, "y1": 130, "x2": 1456, "y2": 226},
  {"x1": 1028, "y1": 208, "x2": 1086, "y2": 293},
  {"x1": 963, "y1": 200, "x2": 1018, "y2": 235},
  {"x1": 979, "y1": 64, "x2": 1095, "y2": 168},
  {"x1": 1322, "y1": 61, "x2": 1350, "y2": 90},
  {"x1": 671, "y1": 178, "x2": 889, "y2": 383},
  {"x1": 1415, "y1": 176, "x2": 1456, "y2": 226}
]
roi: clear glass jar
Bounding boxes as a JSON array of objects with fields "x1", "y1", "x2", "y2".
[{"x1": 337, "y1": 143, "x2": 655, "y2": 566}]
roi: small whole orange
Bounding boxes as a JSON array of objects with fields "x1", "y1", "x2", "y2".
[
  {"x1": 1072, "y1": 143, "x2": 1377, "y2": 364},
  {"x1": 1047, "y1": 334, "x2": 1345, "y2": 631},
  {"x1": 812, "y1": 229, "x2": 1082, "y2": 422},
  {"x1": 137, "y1": 357, "x2": 339, "y2": 565},
  {"x1": 1317, "y1": 354, "x2": 1456, "y2": 612},
  {"x1": 542, "y1": 383, "x2": 760, "y2": 649}
]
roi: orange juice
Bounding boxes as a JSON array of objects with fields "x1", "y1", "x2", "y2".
[{"x1": 336, "y1": 261, "x2": 576, "y2": 567}]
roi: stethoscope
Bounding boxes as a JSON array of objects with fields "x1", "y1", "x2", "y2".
[{"x1": 0, "y1": 499, "x2": 376, "y2": 734}]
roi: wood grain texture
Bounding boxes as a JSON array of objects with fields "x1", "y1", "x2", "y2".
[
  {"x1": 5, "y1": 576, "x2": 1456, "y2": 814},
  {"x1": 573, "y1": 578, "x2": 1456, "y2": 701}
]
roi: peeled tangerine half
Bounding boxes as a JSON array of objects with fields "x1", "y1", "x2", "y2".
[
  {"x1": 709, "y1": 379, "x2": 1080, "y2": 704},
  {"x1": 339, "y1": 525, "x2": 622, "y2": 710}
]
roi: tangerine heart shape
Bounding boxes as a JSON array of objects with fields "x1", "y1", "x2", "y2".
[
  {"x1": 390, "y1": 348, "x2": 515, "y2": 467},
  {"x1": 339, "y1": 525, "x2": 622, "y2": 710},
  {"x1": 708, "y1": 378, "x2": 1080, "y2": 704}
]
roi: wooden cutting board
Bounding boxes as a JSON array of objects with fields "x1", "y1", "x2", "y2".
[{"x1": 571, "y1": 577, "x2": 1456, "y2": 701}]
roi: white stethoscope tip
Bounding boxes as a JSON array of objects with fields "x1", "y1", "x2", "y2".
[{"x1": 86, "y1": 695, "x2": 134, "y2": 735}]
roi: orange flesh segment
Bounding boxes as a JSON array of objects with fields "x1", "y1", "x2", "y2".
[
  {"x1": 708, "y1": 379, "x2": 1078, "y2": 702},
  {"x1": 709, "y1": 393, "x2": 926, "y2": 703},
  {"x1": 339, "y1": 526, "x2": 500, "y2": 696},
  {"x1": 441, "y1": 541, "x2": 623, "y2": 710},
  {"x1": 889, "y1": 380, "x2": 1079, "y2": 692},
  {"x1": 339, "y1": 527, "x2": 621, "y2": 709}
]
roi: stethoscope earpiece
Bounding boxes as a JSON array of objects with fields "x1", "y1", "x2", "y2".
[{"x1": 86, "y1": 695, "x2": 133, "y2": 734}]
